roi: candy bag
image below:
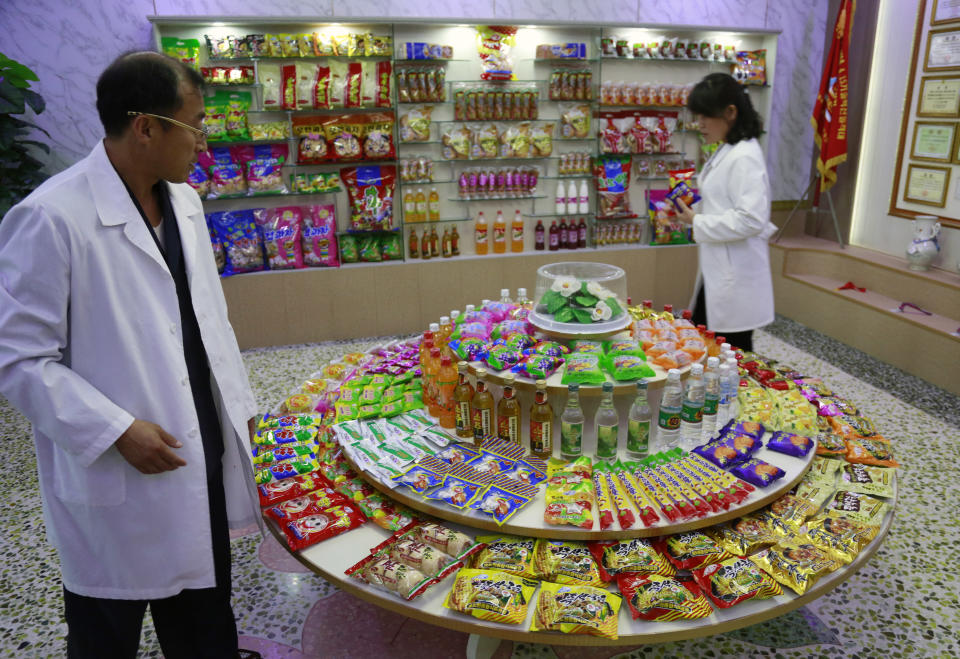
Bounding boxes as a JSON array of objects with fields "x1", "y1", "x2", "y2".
[
  {"x1": 449, "y1": 337, "x2": 487, "y2": 362},
  {"x1": 445, "y1": 568, "x2": 536, "y2": 624},
  {"x1": 531, "y1": 581, "x2": 621, "y2": 639},
  {"x1": 533, "y1": 540, "x2": 606, "y2": 588},
  {"x1": 561, "y1": 353, "x2": 606, "y2": 386},
  {"x1": 594, "y1": 155, "x2": 636, "y2": 219},
  {"x1": 766, "y1": 430, "x2": 814, "y2": 457},
  {"x1": 209, "y1": 210, "x2": 265, "y2": 275},
  {"x1": 339, "y1": 234, "x2": 359, "y2": 263},
  {"x1": 730, "y1": 457, "x2": 785, "y2": 488},
  {"x1": 342, "y1": 165, "x2": 396, "y2": 231},
  {"x1": 543, "y1": 500, "x2": 593, "y2": 529},
  {"x1": 692, "y1": 556, "x2": 783, "y2": 608},
  {"x1": 264, "y1": 487, "x2": 349, "y2": 523},
  {"x1": 805, "y1": 511, "x2": 880, "y2": 563},
  {"x1": 279, "y1": 501, "x2": 366, "y2": 551},
  {"x1": 840, "y1": 463, "x2": 895, "y2": 498},
  {"x1": 257, "y1": 472, "x2": 333, "y2": 507},
  {"x1": 844, "y1": 436, "x2": 899, "y2": 467},
  {"x1": 471, "y1": 485, "x2": 529, "y2": 525},
  {"x1": 587, "y1": 539, "x2": 675, "y2": 579},
  {"x1": 511, "y1": 354, "x2": 563, "y2": 380},
  {"x1": 302, "y1": 204, "x2": 339, "y2": 268},
  {"x1": 254, "y1": 207, "x2": 304, "y2": 270},
  {"x1": 749, "y1": 538, "x2": 843, "y2": 594},
  {"x1": 617, "y1": 573, "x2": 711, "y2": 622},
  {"x1": 482, "y1": 345, "x2": 522, "y2": 372},
  {"x1": 476, "y1": 26, "x2": 518, "y2": 81},
  {"x1": 603, "y1": 339, "x2": 645, "y2": 358},
  {"x1": 472, "y1": 535, "x2": 537, "y2": 577},
  {"x1": 423, "y1": 475, "x2": 484, "y2": 509},
  {"x1": 716, "y1": 515, "x2": 780, "y2": 556},
  {"x1": 526, "y1": 340, "x2": 570, "y2": 358}
]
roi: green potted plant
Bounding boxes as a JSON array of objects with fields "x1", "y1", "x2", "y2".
[{"x1": 0, "y1": 53, "x2": 49, "y2": 218}]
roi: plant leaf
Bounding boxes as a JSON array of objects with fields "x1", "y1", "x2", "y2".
[
  {"x1": 572, "y1": 308, "x2": 594, "y2": 324},
  {"x1": 546, "y1": 294, "x2": 568, "y2": 315},
  {"x1": 554, "y1": 307, "x2": 575, "y2": 323},
  {"x1": 0, "y1": 54, "x2": 39, "y2": 82},
  {"x1": 0, "y1": 80, "x2": 25, "y2": 114},
  {"x1": 574, "y1": 293, "x2": 598, "y2": 307},
  {"x1": 20, "y1": 139, "x2": 50, "y2": 154},
  {"x1": 21, "y1": 88, "x2": 44, "y2": 114}
]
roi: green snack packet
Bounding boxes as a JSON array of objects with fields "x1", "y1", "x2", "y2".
[
  {"x1": 358, "y1": 403, "x2": 381, "y2": 419},
  {"x1": 403, "y1": 390, "x2": 425, "y2": 411},
  {"x1": 381, "y1": 233, "x2": 403, "y2": 260},
  {"x1": 340, "y1": 234, "x2": 359, "y2": 263},
  {"x1": 604, "y1": 354, "x2": 655, "y2": 381},
  {"x1": 380, "y1": 399, "x2": 406, "y2": 417},
  {"x1": 561, "y1": 353, "x2": 606, "y2": 386},
  {"x1": 335, "y1": 401, "x2": 360, "y2": 421},
  {"x1": 405, "y1": 378, "x2": 422, "y2": 391},
  {"x1": 571, "y1": 340, "x2": 604, "y2": 354},
  {"x1": 382, "y1": 385, "x2": 406, "y2": 402},
  {"x1": 337, "y1": 387, "x2": 360, "y2": 404},
  {"x1": 393, "y1": 371, "x2": 415, "y2": 386},
  {"x1": 451, "y1": 337, "x2": 486, "y2": 361},
  {"x1": 370, "y1": 374, "x2": 393, "y2": 388},
  {"x1": 360, "y1": 386, "x2": 383, "y2": 404},
  {"x1": 603, "y1": 339, "x2": 646, "y2": 359},
  {"x1": 359, "y1": 235, "x2": 382, "y2": 262}
]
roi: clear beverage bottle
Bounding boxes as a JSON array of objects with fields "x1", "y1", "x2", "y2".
[
  {"x1": 499, "y1": 288, "x2": 513, "y2": 303},
  {"x1": 437, "y1": 355, "x2": 458, "y2": 428},
  {"x1": 627, "y1": 379, "x2": 652, "y2": 459},
  {"x1": 511, "y1": 210, "x2": 524, "y2": 252},
  {"x1": 496, "y1": 374, "x2": 521, "y2": 444},
  {"x1": 716, "y1": 364, "x2": 732, "y2": 428},
  {"x1": 516, "y1": 288, "x2": 532, "y2": 306},
  {"x1": 415, "y1": 187, "x2": 427, "y2": 223},
  {"x1": 529, "y1": 379, "x2": 554, "y2": 458},
  {"x1": 428, "y1": 186, "x2": 440, "y2": 221},
  {"x1": 702, "y1": 357, "x2": 720, "y2": 441},
  {"x1": 657, "y1": 368, "x2": 683, "y2": 449},
  {"x1": 453, "y1": 361, "x2": 475, "y2": 439},
  {"x1": 594, "y1": 382, "x2": 619, "y2": 462},
  {"x1": 403, "y1": 188, "x2": 417, "y2": 222},
  {"x1": 724, "y1": 358, "x2": 741, "y2": 421},
  {"x1": 493, "y1": 210, "x2": 507, "y2": 254},
  {"x1": 534, "y1": 220, "x2": 545, "y2": 250},
  {"x1": 474, "y1": 212, "x2": 488, "y2": 255},
  {"x1": 560, "y1": 384, "x2": 584, "y2": 460},
  {"x1": 471, "y1": 368, "x2": 495, "y2": 444},
  {"x1": 548, "y1": 221, "x2": 559, "y2": 250},
  {"x1": 681, "y1": 363, "x2": 705, "y2": 448}
]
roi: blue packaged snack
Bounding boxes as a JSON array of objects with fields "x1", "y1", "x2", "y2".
[
  {"x1": 500, "y1": 460, "x2": 548, "y2": 487},
  {"x1": 436, "y1": 444, "x2": 481, "y2": 466},
  {"x1": 730, "y1": 458, "x2": 785, "y2": 488},
  {"x1": 466, "y1": 450, "x2": 516, "y2": 477},
  {"x1": 719, "y1": 420, "x2": 766, "y2": 440},
  {"x1": 393, "y1": 465, "x2": 444, "y2": 493},
  {"x1": 210, "y1": 209, "x2": 266, "y2": 275},
  {"x1": 423, "y1": 475, "x2": 485, "y2": 508},
  {"x1": 524, "y1": 340, "x2": 570, "y2": 358},
  {"x1": 766, "y1": 431, "x2": 814, "y2": 458},
  {"x1": 482, "y1": 345, "x2": 523, "y2": 372},
  {"x1": 205, "y1": 214, "x2": 226, "y2": 274},
  {"x1": 472, "y1": 485, "x2": 530, "y2": 524},
  {"x1": 511, "y1": 354, "x2": 563, "y2": 380},
  {"x1": 449, "y1": 337, "x2": 487, "y2": 362},
  {"x1": 490, "y1": 320, "x2": 530, "y2": 341},
  {"x1": 502, "y1": 333, "x2": 537, "y2": 352}
]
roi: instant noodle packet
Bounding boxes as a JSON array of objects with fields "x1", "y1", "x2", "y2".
[
  {"x1": 531, "y1": 581, "x2": 621, "y2": 639},
  {"x1": 264, "y1": 487, "x2": 349, "y2": 523},
  {"x1": 749, "y1": 538, "x2": 844, "y2": 595},
  {"x1": 716, "y1": 514, "x2": 780, "y2": 556},
  {"x1": 444, "y1": 568, "x2": 537, "y2": 624},
  {"x1": 692, "y1": 556, "x2": 783, "y2": 608},
  {"x1": 655, "y1": 531, "x2": 732, "y2": 571},
  {"x1": 257, "y1": 471, "x2": 334, "y2": 507},
  {"x1": 533, "y1": 540, "x2": 606, "y2": 588},
  {"x1": 472, "y1": 535, "x2": 537, "y2": 577},
  {"x1": 280, "y1": 501, "x2": 367, "y2": 551},
  {"x1": 805, "y1": 510, "x2": 880, "y2": 563},
  {"x1": 616, "y1": 573, "x2": 711, "y2": 622},
  {"x1": 587, "y1": 538, "x2": 675, "y2": 579}
]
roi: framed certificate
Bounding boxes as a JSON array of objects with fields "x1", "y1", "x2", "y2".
[
  {"x1": 917, "y1": 76, "x2": 960, "y2": 115},
  {"x1": 904, "y1": 164, "x2": 951, "y2": 206},
  {"x1": 910, "y1": 121, "x2": 957, "y2": 161},
  {"x1": 925, "y1": 28, "x2": 960, "y2": 70},
  {"x1": 932, "y1": 0, "x2": 960, "y2": 25}
]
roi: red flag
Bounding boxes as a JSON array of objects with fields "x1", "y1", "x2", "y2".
[{"x1": 812, "y1": 0, "x2": 856, "y2": 191}]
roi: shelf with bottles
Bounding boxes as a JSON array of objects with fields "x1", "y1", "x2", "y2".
[
  {"x1": 393, "y1": 58, "x2": 470, "y2": 63},
  {"x1": 336, "y1": 227, "x2": 402, "y2": 237},
  {"x1": 209, "y1": 55, "x2": 392, "y2": 64},
  {"x1": 201, "y1": 189, "x2": 339, "y2": 204},
  {"x1": 448, "y1": 195, "x2": 547, "y2": 203},
  {"x1": 284, "y1": 159, "x2": 397, "y2": 169},
  {"x1": 397, "y1": 177, "x2": 456, "y2": 185},
  {"x1": 529, "y1": 57, "x2": 601, "y2": 63},
  {"x1": 402, "y1": 217, "x2": 472, "y2": 224}
]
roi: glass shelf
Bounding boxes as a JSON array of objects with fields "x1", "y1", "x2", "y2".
[
  {"x1": 207, "y1": 83, "x2": 262, "y2": 89},
  {"x1": 398, "y1": 178, "x2": 456, "y2": 185},
  {"x1": 209, "y1": 55, "x2": 391, "y2": 64},
  {"x1": 528, "y1": 58, "x2": 600, "y2": 63},
  {"x1": 447, "y1": 195, "x2": 546, "y2": 202},
  {"x1": 397, "y1": 100, "x2": 450, "y2": 105},
  {"x1": 539, "y1": 174, "x2": 592, "y2": 180},
  {"x1": 337, "y1": 227, "x2": 401, "y2": 236},
  {"x1": 433, "y1": 119, "x2": 544, "y2": 124},
  {"x1": 598, "y1": 104, "x2": 687, "y2": 111},
  {"x1": 402, "y1": 218, "x2": 472, "y2": 225},
  {"x1": 527, "y1": 212, "x2": 596, "y2": 218},
  {"x1": 201, "y1": 189, "x2": 339, "y2": 203},
  {"x1": 395, "y1": 58, "x2": 470, "y2": 63},
  {"x1": 599, "y1": 56, "x2": 731, "y2": 64},
  {"x1": 206, "y1": 138, "x2": 291, "y2": 147},
  {"x1": 285, "y1": 159, "x2": 396, "y2": 168}
]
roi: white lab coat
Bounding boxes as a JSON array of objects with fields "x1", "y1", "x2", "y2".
[
  {"x1": 0, "y1": 141, "x2": 261, "y2": 600},
  {"x1": 688, "y1": 138, "x2": 776, "y2": 333}
]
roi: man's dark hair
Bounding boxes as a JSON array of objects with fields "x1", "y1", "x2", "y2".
[
  {"x1": 96, "y1": 51, "x2": 205, "y2": 138},
  {"x1": 687, "y1": 73, "x2": 763, "y2": 144}
]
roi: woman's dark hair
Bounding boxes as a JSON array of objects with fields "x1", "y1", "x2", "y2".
[
  {"x1": 96, "y1": 51, "x2": 204, "y2": 138},
  {"x1": 687, "y1": 73, "x2": 763, "y2": 144}
]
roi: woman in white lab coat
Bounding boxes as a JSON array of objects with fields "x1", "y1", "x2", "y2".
[{"x1": 675, "y1": 73, "x2": 776, "y2": 352}]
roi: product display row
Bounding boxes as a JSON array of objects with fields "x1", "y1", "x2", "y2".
[{"x1": 246, "y1": 288, "x2": 896, "y2": 643}]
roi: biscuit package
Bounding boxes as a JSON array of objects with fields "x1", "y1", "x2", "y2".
[
  {"x1": 444, "y1": 568, "x2": 537, "y2": 624},
  {"x1": 531, "y1": 581, "x2": 622, "y2": 639}
]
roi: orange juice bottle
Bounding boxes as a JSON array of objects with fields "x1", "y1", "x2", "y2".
[
  {"x1": 437, "y1": 355, "x2": 458, "y2": 428},
  {"x1": 475, "y1": 212, "x2": 488, "y2": 255},
  {"x1": 437, "y1": 315, "x2": 453, "y2": 352},
  {"x1": 403, "y1": 188, "x2": 417, "y2": 223},
  {"x1": 428, "y1": 186, "x2": 440, "y2": 221},
  {"x1": 419, "y1": 336, "x2": 434, "y2": 400},
  {"x1": 493, "y1": 210, "x2": 507, "y2": 254},
  {"x1": 415, "y1": 187, "x2": 427, "y2": 223},
  {"x1": 705, "y1": 330, "x2": 721, "y2": 357},
  {"x1": 510, "y1": 210, "x2": 524, "y2": 252},
  {"x1": 427, "y1": 347, "x2": 442, "y2": 417}
]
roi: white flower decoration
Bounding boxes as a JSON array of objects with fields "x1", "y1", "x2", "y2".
[
  {"x1": 551, "y1": 276, "x2": 580, "y2": 297},
  {"x1": 586, "y1": 281, "x2": 613, "y2": 299},
  {"x1": 591, "y1": 301, "x2": 613, "y2": 321}
]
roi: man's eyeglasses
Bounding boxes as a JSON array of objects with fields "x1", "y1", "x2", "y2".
[{"x1": 127, "y1": 111, "x2": 209, "y2": 140}]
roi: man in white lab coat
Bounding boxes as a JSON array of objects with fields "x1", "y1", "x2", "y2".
[{"x1": 0, "y1": 52, "x2": 261, "y2": 657}]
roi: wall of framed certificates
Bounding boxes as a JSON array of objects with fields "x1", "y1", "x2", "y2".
[{"x1": 892, "y1": 0, "x2": 960, "y2": 224}]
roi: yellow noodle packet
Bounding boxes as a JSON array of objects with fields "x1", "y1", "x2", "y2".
[
  {"x1": 444, "y1": 568, "x2": 537, "y2": 624},
  {"x1": 533, "y1": 540, "x2": 606, "y2": 588},
  {"x1": 531, "y1": 581, "x2": 621, "y2": 640}
]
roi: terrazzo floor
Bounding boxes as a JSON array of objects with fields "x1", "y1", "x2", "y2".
[{"x1": 1, "y1": 315, "x2": 958, "y2": 658}]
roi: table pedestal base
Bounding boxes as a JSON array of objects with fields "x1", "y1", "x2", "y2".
[{"x1": 466, "y1": 633, "x2": 502, "y2": 659}]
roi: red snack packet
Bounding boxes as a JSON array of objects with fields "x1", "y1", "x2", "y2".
[
  {"x1": 293, "y1": 115, "x2": 331, "y2": 164},
  {"x1": 313, "y1": 65, "x2": 333, "y2": 109},
  {"x1": 341, "y1": 165, "x2": 396, "y2": 231},
  {"x1": 280, "y1": 501, "x2": 367, "y2": 551},
  {"x1": 265, "y1": 487, "x2": 350, "y2": 523},
  {"x1": 376, "y1": 61, "x2": 392, "y2": 108},
  {"x1": 343, "y1": 62, "x2": 364, "y2": 108},
  {"x1": 254, "y1": 206, "x2": 304, "y2": 270},
  {"x1": 691, "y1": 557, "x2": 783, "y2": 609},
  {"x1": 281, "y1": 64, "x2": 297, "y2": 110},
  {"x1": 257, "y1": 472, "x2": 334, "y2": 507},
  {"x1": 302, "y1": 204, "x2": 339, "y2": 267},
  {"x1": 616, "y1": 572, "x2": 712, "y2": 621}
]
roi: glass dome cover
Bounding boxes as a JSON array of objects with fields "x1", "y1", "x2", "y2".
[{"x1": 529, "y1": 262, "x2": 631, "y2": 334}]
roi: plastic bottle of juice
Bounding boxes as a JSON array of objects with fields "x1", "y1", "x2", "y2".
[
  {"x1": 559, "y1": 218, "x2": 568, "y2": 249},
  {"x1": 427, "y1": 347, "x2": 443, "y2": 418},
  {"x1": 437, "y1": 354, "x2": 458, "y2": 429},
  {"x1": 499, "y1": 288, "x2": 513, "y2": 303},
  {"x1": 415, "y1": 187, "x2": 427, "y2": 223},
  {"x1": 534, "y1": 220, "x2": 545, "y2": 250},
  {"x1": 409, "y1": 228, "x2": 419, "y2": 258},
  {"x1": 475, "y1": 212, "x2": 488, "y2": 255},
  {"x1": 451, "y1": 226, "x2": 461, "y2": 256},
  {"x1": 437, "y1": 315, "x2": 453, "y2": 351},
  {"x1": 705, "y1": 330, "x2": 719, "y2": 356},
  {"x1": 549, "y1": 221, "x2": 559, "y2": 250},
  {"x1": 657, "y1": 369, "x2": 683, "y2": 449},
  {"x1": 529, "y1": 379, "x2": 554, "y2": 458},
  {"x1": 680, "y1": 363, "x2": 705, "y2": 449},
  {"x1": 560, "y1": 383, "x2": 584, "y2": 460},
  {"x1": 578, "y1": 217, "x2": 588, "y2": 248},
  {"x1": 420, "y1": 337, "x2": 435, "y2": 407},
  {"x1": 627, "y1": 379, "x2": 651, "y2": 459},
  {"x1": 511, "y1": 210, "x2": 524, "y2": 252},
  {"x1": 702, "y1": 356, "x2": 721, "y2": 441},
  {"x1": 594, "y1": 382, "x2": 619, "y2": 462},
  {"x1": 578, "y1": 179, "x2": 589, "y2": 213},
  {"x1": 420, "y1": 230, "x2": 431, "y2": 260},
  {"x1": 454, "y1": 361, "x2": 475, "y2": 439},
  {"x1": 471, "y1": 368, "x2": 495, "y2": 444},
  {"x1": 428, "y1": 186, "x2": 440, "y2": 221},
  {"x1": 493, "y1": 210, "x2": 507, "y2": 254},
  {"x1": 403, "y1": 188, "x2": 417, "y2": 223},
  {"x1": 496, "y1": 374, "x2": 521, "y2": 444},
  {"x1": 566, "y1": 180, "x2": 578, "y2": 215},
  {"x1": 516, "y1": 288, "x2": 531, "y2": 305},
  {"x1": 430, "y1": 226, "x2": 440, "y2": 257}
]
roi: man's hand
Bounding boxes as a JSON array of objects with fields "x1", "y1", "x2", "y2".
[
  {"x1": 115, "y1": 419, "x2": 187, "y2": 474},
  {"x1": 674, "y1": 199, "x2": 696, "y2": 226}
]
